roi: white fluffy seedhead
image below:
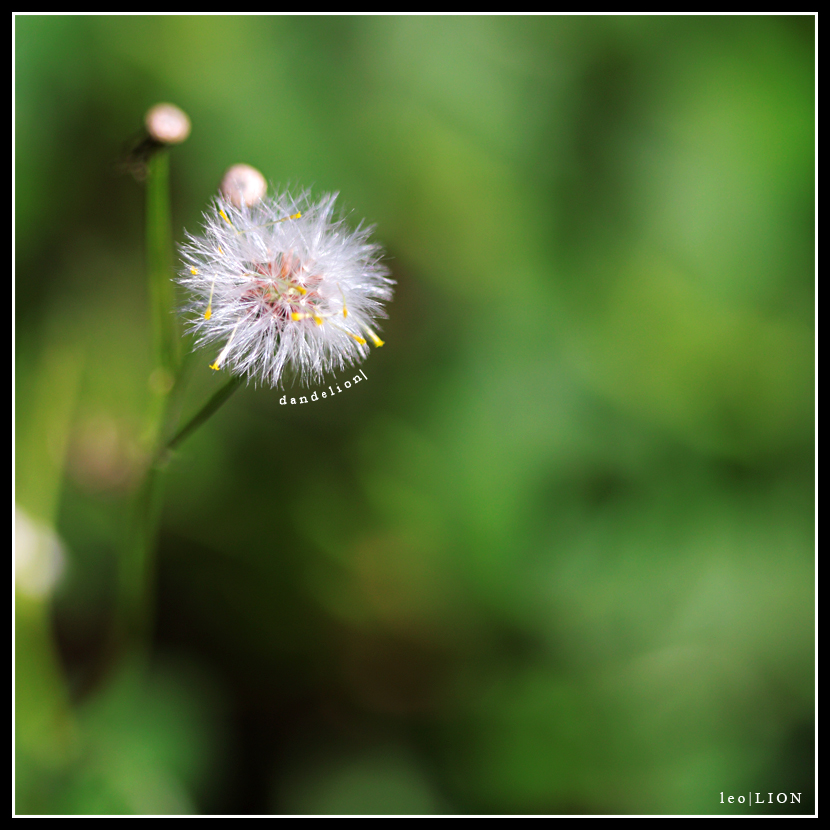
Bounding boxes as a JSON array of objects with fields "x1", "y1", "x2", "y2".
[{"x1": 178, "y1": 188, "x2": 393, "y2": 388}]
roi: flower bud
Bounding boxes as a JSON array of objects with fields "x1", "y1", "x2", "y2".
[
  {"x1": 220, "y1": 164, "x2": 268, "y2": 208},
  {"x1": 144, "y1": 103, "x2": 191, "y2": 145}
]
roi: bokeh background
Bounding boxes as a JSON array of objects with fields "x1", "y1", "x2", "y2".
[{"x1": 15, "y1": 15, "x2": 814, "y2": 815}]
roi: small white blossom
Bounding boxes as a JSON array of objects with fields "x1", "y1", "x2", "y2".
[{"x1": 178, "y1": 188, "x2": 393, "y2": 388}]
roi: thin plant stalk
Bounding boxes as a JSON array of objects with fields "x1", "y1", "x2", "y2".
[
  {"x1": 163, "y1": 375, "x2": 244, "y2": 457},
  {"x1": 119, "y1": 150, "x2": 180, "y2": 656},
  {"x1": 146, "y1": 151, "x2": 179, "y2": 379},
  {"x1": 119, "y1": 144, "x2": 247, "y2": 659}
]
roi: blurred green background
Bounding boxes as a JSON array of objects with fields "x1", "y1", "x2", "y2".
[{"x1": 15, "y1": 15, "x2": 814, "y2": 815}]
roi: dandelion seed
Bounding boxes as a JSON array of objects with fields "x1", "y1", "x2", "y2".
[{"x1": 178, "y1": 183, "x2": 393, "y2": 388}]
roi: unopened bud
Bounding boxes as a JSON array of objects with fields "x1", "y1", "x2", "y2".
[
  {"x1": 221, "y1": 164, "x2": 268, "y2": 207},
  {"x1": 145, "y1": 103, "x2": 191, "y2": 145}
]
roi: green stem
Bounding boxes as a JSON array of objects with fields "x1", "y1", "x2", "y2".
[
  {"x1": 119, "y1": 149, "x2": 180, "y2": 657},
  {"x1": 120, "y1": 148, "x2": 244, "y2": 661},
  {"x1": 163, "y1": 375, "x2": 244, "y2": 457},
  {"x1": 120, "y1": 464, "x2": 164, "y2": 662},
  {"x1": 146, "y1": 151, "x2": 179, "y2": 378}
]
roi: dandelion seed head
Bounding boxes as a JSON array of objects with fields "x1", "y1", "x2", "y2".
[{"x1": 178, "y1": 187, "x2": 393, "y2": 388}]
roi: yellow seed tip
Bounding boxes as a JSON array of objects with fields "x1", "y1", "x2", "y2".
[
  {"x1": 219, "y1": 209, "x2": 232, "y2": 226},
  {"x1": 209, "y1": 362, "x2": 220, "y2": 371},
  {"x1": 204, "y1": 308, "x2": 212, "y2": 320},
  {"x1": 190, "y1": 267, "x2": 198, "y2": 275}
]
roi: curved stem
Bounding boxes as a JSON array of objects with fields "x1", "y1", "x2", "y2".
[{"x1": 163, "y1": 375, "x2": 244, "y2": 457}]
